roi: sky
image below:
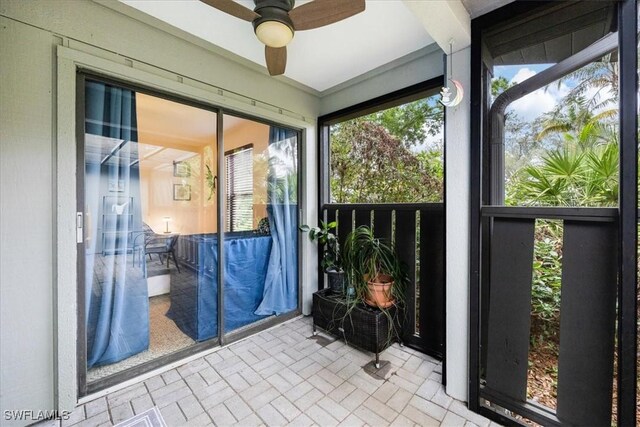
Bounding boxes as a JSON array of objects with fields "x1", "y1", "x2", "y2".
[
  {"x1": 495, "y1": 64, "x2": 572, "y2": 121},
  {"x1": 495, "y1": 62, "x2": 619, "y2": 124}
]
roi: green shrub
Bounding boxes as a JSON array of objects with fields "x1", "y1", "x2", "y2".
[{"x1": 531, "y1": 223, "x2": 563, "y2": 343}]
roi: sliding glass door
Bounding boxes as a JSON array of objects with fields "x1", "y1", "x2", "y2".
[{"x1": 79, "y1": 76, "x2": 300, "y2": 393}]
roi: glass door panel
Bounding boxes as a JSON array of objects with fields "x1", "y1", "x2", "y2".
[
  {"x1": 82, "y1": 80, "x2": 218, "y2": 384},
  {"x1": 221, "y1": 114, "x2": 299, "y2": 333}
]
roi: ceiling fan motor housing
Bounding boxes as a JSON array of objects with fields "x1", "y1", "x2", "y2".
[
  {"x1": 252, "y1": 0, "x2": 295, "y2": 31},
  {"x1": 254, "y1": 0, "x2": 295, "y2": 11}
]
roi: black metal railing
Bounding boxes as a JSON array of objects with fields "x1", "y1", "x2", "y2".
[
  {"x1": 319, "y1": 203, "x2": 445, "y2": 358},
  {"x1": 479, "y1": 206, "x2": 618, "y2": 426}
]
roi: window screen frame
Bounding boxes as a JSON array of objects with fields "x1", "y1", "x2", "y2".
[{"x1": 317, "y1": 77, "x2": 445, "y2": 208}]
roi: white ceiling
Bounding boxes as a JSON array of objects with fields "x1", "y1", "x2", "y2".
[
  {"x1": 121, "y1": 0, "x2": 435, "y2": 92},
  {"x1": 460, "y1": 0, "x2": 514, "y2": 18}
]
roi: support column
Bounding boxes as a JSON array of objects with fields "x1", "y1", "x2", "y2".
[
  {"x1": 444, "y1": 47, "x2": 471, "y2": 401},
  {"x1": 404, "y1": 0, "x2": 472, "y2": 403}
]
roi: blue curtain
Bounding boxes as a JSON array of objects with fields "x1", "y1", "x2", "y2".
[
  {"x1": 85, "y1": 81, "x2": 149, "y2": 367},
  {"x1": 255, "y1": 127, "x2": 298, "y2": 315}
]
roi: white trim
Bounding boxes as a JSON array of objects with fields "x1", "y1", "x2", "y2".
[
  {"x1": 320, "y1": 44, "x2": 442, "y2": 97},
  {"x1": 55, "y1": 48, "x2": 79, "y2": 413},
  {"x1": 57, "y1": 47, "x2": 313, "y2": 126},
  {"x1": 55, "y1": 45, "x2": 315, "y2": 411},
  {"x1": 403, "y1": 0, "x2": 471, "y2": 51}
]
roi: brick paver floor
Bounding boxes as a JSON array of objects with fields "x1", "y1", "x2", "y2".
[{"x1": 40, "y1": 316, "x2": 498, "y2": 427}]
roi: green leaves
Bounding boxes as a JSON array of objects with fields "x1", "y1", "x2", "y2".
[
  {"x1": 508, "y1": 143, "x2": 618, "y2": 207},
  {"x1": 505, "y1": 54, "x2": 620, "y2": 209},
  {"x1": 299, "y1": 221, "x2": 341, "y2": 271},
  {"x1": 342, "y1": 226, "x2": 407, "y2": 305},
  {"x1": 329, "y1": 99, "x2": 444, "y2": 204},
  {"x1": 531, "y1": 225, "x2": 563, "y2": 340}
]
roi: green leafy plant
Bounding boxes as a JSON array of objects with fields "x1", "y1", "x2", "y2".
[
  {"x1": 335, "y1": 225, "x2": 408, "y2": 347},
  {"x1": 342, "y1": 225, "x2": 407, "y2": 305},
  {"x1": 299, "y1": 221, "x2": 342, "y2": 272},
  {"x1": 205, "y1": 165, "x2": 217, "y2": 201},
  {"x1": 530, "y1": 222, "x2": 563, "y2": 344},
  {"x1": 508, "y1": 143, "x2": 618, "y2": 207}
]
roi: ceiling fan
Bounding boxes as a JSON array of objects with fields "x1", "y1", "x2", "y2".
[{"x1": 199, "y1": 0, "x2": 366, "y2": 76}]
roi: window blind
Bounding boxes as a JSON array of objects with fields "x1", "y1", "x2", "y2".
[{"x1": 225, "y1": 146, "x2": 253, "y2": 232}]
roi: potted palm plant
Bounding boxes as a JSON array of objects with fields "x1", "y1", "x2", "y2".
[
  {"x1": 300, "y1": 221, "x2": 345, "y2": 294},
  {"x1": 342, "y1": 225, "x2": 406, "y2": 308}
]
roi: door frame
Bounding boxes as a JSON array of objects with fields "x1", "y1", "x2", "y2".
[
  {"x1": 55, "y1": 45, "x2": 313, "y2": 408},
  {"x1": 468, "y1": 1, "x2": 638, "y2": 424}
]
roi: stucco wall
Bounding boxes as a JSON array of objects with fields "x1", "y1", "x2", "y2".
[{"x1": 319, "y1": 45, "x2": 444, "y2": 116}]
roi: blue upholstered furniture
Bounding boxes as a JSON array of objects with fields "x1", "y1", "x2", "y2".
[{"x1": 167, "y1": 232, "x2": 272, "y2": 341}]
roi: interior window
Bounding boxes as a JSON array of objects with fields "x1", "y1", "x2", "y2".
[{"x1": 225, "y1": 145, "x2": 254, "y2": 232}]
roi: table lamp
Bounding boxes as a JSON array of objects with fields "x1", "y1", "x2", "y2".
[{"x1": 163, "y1": 216, "x2": 171, "y2": 234}]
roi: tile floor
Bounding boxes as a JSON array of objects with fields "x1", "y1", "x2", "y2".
[{"x1": 43, "y1": 316, "x2": 498, "y2": 427}]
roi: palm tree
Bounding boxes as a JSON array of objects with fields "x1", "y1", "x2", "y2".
[
  {"x1": 536, "y1": 54, "x2": 619, "y2": 150},
  {"x1": 507, "y1": 141, "x2": 618, "y2": 207},
  {"x1": 536, "y1": 96, "x2": 618, "y2": 150}
]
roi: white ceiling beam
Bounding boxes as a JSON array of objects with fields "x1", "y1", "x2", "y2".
[{"x1": 403, "y1": 0, "x2": 471, "y2": 52}]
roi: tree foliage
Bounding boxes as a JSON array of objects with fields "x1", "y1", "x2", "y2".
[
  {"x1": 330, "y1": 98, "x2": 443, "y2": 204},
  {"x1": 501, "y1": 56, "x2": 621, "y2": 347},
  {"x1": 507, "y1": 142, "x2": 618, "y2": 207},
  {"x1": 491, "y1": 76, "x2": 512, "y2": 100},
  {"x1": 368, "y1": 98, "x2": 443, "y2": 147},
  {"x1": 505, "y1": 56, "x2": 619, "y2": 208}
]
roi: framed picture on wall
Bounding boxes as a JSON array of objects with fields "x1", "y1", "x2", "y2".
[
  {"x1": 173, "y1": 161, "x2": 191, "y2": 177},
  {"x1": 173, "y1": 184, "x2": 191, "y2": 201}
]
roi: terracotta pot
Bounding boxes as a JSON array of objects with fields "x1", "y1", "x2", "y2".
[{"x1": 365, "y1": 274, "x2": 395, "y2": 308}]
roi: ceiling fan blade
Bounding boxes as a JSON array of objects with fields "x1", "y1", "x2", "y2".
[
  {"x1": 265, "y1": 46, "x2": 287, "y2": 76},
  {"x1": 199, "y1": 0, "x2": 260, "y2": 22},
  {"x1": 289, "y1": 0, "x2": 365, "y2": 31}
]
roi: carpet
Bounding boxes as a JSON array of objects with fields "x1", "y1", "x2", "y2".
[{"x1": 87, "y1": 291, "x2": 195, "y2": 382}]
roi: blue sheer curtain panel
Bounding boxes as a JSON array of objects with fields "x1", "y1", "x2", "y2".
[
  {"x1": 255, "y1": 127, "x2": 298, "y2": 315},
  {"x1": 84, "y1": 81, "x2": 149, "y2": 368}
]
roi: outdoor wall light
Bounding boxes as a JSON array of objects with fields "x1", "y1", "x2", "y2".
[
  {"x1": 255, "y1": 20, "x2": 294, "y2": 48},
  {"x1": 163, "y1": 216, "x2": 172, "y2": 234}
]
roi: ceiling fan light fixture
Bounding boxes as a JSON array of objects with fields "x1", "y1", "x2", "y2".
[{"x1": 255, "y1": 20, "x2": 294, "y2": 48}]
